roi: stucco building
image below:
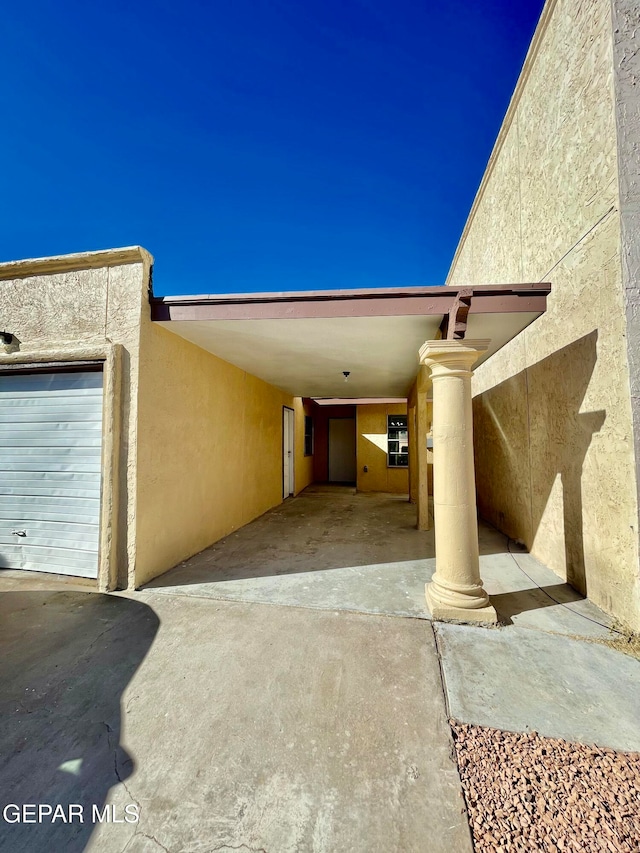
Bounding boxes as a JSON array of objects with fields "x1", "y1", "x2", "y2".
[
  {"x1": 446, "y1": 0, "x2": 640, "y2": 631},
  {"x1": 1, "y1": 0, "x2": 639, "y2": 632}
]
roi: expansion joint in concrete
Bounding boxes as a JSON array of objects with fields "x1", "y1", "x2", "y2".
[{"x1": 431, "y1": 623, "x2": 452, "y2": 721}]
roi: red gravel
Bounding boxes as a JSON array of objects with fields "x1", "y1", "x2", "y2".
[{"x1": 451, "y1": 721, "x2": 640, "y2": 852}]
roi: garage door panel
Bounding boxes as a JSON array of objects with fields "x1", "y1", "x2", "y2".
[
  {"x1": 0, "y1": 526, "x2": 101, "y2": 549},
  {"x1": 0, "y1": 494, "x2": 100, "y2": 511},
  {"x1": 0, "y1": 448, "x2": 103, "y2": 461},
  {"x1": 0, "y1": 485, "x2": 101, "y2": 500},
  {"x1": 0, "y1": 504, "x2": 101, "y2": 524},
  {"x1": 0, "y1": 542, "x2": 98, "y2": 577},
  {"x1": 0, "y1": 370, "x2": 103, "y2": 579},
  {"x1": 3, "y1": 435, "x2": 103, "y2": 448},
  {"x1": 4, "y1": 393, "x2": 100, "y2": 412},
  {"x1": 1, "y1": 373, "x2": 103, "y2": 391},
  {"x1": 0, "y1": 528, "x2": 101, "y2": 549},
  {"x1": 0, "y1": 389, "x2": 102, "y2": 401},
  {"x1": 0, "y1": 461, "x2": 102, "y2": 474},
  {"x1": 0, "y1": 511, "x2": 100, "y2": 533},
  {"x1": 0, "y1": 410, "x2": 102, "y2": 423},
  {"x1": 1, "y1": 469, "x2": 100, "y2": 482},
  {"x1": 4, "y1": 421, "x2": 103, "y2": 433}
]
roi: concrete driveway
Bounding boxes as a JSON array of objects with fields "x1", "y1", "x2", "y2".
[
  {"x1": 1, "y1": 487, "x2": 637, "y2": 852},
  {"x1": 0, "y1": 584, "x2": 470, "y2": 853}
]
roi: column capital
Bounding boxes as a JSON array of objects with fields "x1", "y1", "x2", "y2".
[{"x1": 419, "y1": 338, "x2": 490, "y2": 372}]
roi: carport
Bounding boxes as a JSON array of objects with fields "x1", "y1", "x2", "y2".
[{"x1": 151, "y1": 282, "x2": 550, "y2": 623}]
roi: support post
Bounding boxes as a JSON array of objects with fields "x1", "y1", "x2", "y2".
[
  {"x1": 407, "y1": 389, "x2": 418, "y2": 504},
  {"x1": 419, "y1": 339, "x2": 497, "y2": 624},
  {"x1": 416, "y1": 389, "x2": 430, "y2": 530}
]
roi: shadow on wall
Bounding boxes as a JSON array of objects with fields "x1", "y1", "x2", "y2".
[
  {"x1": 474, "y1": 330, "x2": 605, "y2": 596},
  {"x1": 0, "y1": 588, "x2": 159, "y2": 853}
]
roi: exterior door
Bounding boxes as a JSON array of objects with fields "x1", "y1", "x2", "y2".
[
  {"x1": 328, "y1": 418, "x2": 357, "y2": 483},
  {"x1": 0, "y1": 369, "x2": 103, "y2": 578},
  {"x1": 283, "y1": 407, "x2": 295, "y2": 498}
]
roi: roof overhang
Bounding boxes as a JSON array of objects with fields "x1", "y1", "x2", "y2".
[{"x1": 151, "y1": 283, "x2": 550, "y2": 397}]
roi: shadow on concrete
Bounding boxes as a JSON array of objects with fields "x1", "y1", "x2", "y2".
[
  {"x1": 490, "y1": 583, "x2": 586, "y2": 624},
  {"x1": 0, "y1": 589, "x2": 158, "y2": 853},
  {"x1": 473, "y1": 330, "x2": 606, "y2": 598},
  {"x1": 146, "y1": 492, "x2": 510, "y2": 590}
]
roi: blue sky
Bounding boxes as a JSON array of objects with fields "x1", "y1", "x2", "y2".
[{"x1": 1, "y1": 0, "x2": 544, "y2": 295}]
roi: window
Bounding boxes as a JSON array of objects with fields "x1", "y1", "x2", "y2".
[
  {"x1": 387, "y1": 415, "x2": 408, "y2": 467},
  {"x1": 304, "y1": 415, "x2": 314, "y2": 456}
]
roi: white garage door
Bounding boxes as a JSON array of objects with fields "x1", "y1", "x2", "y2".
[{"x1": 0, "y1": 370, "x2": 103, "y2": 578}]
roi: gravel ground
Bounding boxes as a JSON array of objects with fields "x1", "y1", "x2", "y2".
[{"x1": 451, "y1": 721, "x2": 640, "y2": 852}]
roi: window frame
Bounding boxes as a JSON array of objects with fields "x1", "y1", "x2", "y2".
[
  {"x1": 387, "y1": 414, "x2": 409, "y2": 468},
  {"x1": 304, "y1": 415, "x2": 314, "y2": 457}
]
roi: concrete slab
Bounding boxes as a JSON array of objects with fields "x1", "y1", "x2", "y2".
[
  {"x1": 0, "y1": 589, "x2": 159, "y2": 853},
  {"x1": 478, "y1": 524, "x2": 615, "y2": 638},
  {"x1": 146, "y1": 491, "x2": 616, "y2": 640},
  {"x1": 147, "y1": 558, "x2": 432, "y2": 619},
  {"x1": 0, "y1": 587, "x2": 473, "y2": 853},
  {"x1": 1, "y1": 490, "x2": 628, "y2": 852},
  {"x1": 146, "y1": 491, "x2": 435, "y2": 619},
  {"x1": 436, "y1": 622, "x2": 640, "y2": 752}
]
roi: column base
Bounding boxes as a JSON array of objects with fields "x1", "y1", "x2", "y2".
[{"x1": 425, "y1": 582, "x2": 498, "y2": 624}]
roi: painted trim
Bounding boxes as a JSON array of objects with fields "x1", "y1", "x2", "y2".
[
  {"x1": 282, "y1": 405, "x2": 295, "y2": 499},
  {"x1": 303, "y1": 414, "x2": 314, "y2": 457},
  {"x1": 152, "y1": 284, "x2": 550, "y2": 322},
  {"x1": 0, "y1": 360, "x2": 104, "y2": 374},
  {"x1": 312, "y1": 397, "x2": 408, "y2": 406},
  {"x1": 0, "y1": 246, "x2": 153, "y2": 281},
  {"x1": 386, "y1": 412, "x2": 409, "y2": 470},
  {"x1": 0, "y1": 344, "x2": 122, "y2": 592},
  {"x1": 157, "y1": 282, "x2": 548, "y2": 303}
]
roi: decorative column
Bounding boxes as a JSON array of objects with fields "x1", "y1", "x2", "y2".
[{"x1": 419, "y1": 339, "x2": 497, "y2": 624}]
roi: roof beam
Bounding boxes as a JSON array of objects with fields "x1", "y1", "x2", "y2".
[
  {"x1": 440, "y1": 288, "x2": 473, "y2": 340},
  {"x1": 151, "y1": 283, "x2": 550, "y2": 323}
]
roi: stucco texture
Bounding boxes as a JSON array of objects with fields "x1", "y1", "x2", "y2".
[
  {"x1": 447, "y1": 0, "x2": 640, "y2": 629},
  {"x1": 356, "y1": 403, "x2": 409, "y2": 494},
  {"x1": 0, "y1": 253, "x2": 151, "y2": 590},
  {"x1": 134, "y1": 321, "x2": 311, "y2": 587}
]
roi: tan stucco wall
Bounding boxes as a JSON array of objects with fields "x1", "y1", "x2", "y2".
[
  {"x1": 356, "y1": 403, "x2": 409, "y2": 494},
  {"x1": 447, "y1": 0, "x2": 640, "y2": 629},
  {"x1": 0, "y1": 248, "x2": 313, "y2": 590},
  {"x1": 134, "y1": 321, "x2": 310, "y2": 587},
  {"x1": 0, "y1": 249, "x2": 152, "y2": 590}
]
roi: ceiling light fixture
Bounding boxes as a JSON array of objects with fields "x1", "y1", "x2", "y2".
[{"x1": 343, "y1": 371, "x2": 350, "y2": 383}]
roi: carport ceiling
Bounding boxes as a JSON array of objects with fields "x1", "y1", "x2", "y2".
[{"x1": 152, "y1": 284, "x2": 550, "y2": 397}]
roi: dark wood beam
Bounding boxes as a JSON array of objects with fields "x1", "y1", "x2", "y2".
[{"x1": 440, "y1": 288, "x2": 473, "y2": 340}]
